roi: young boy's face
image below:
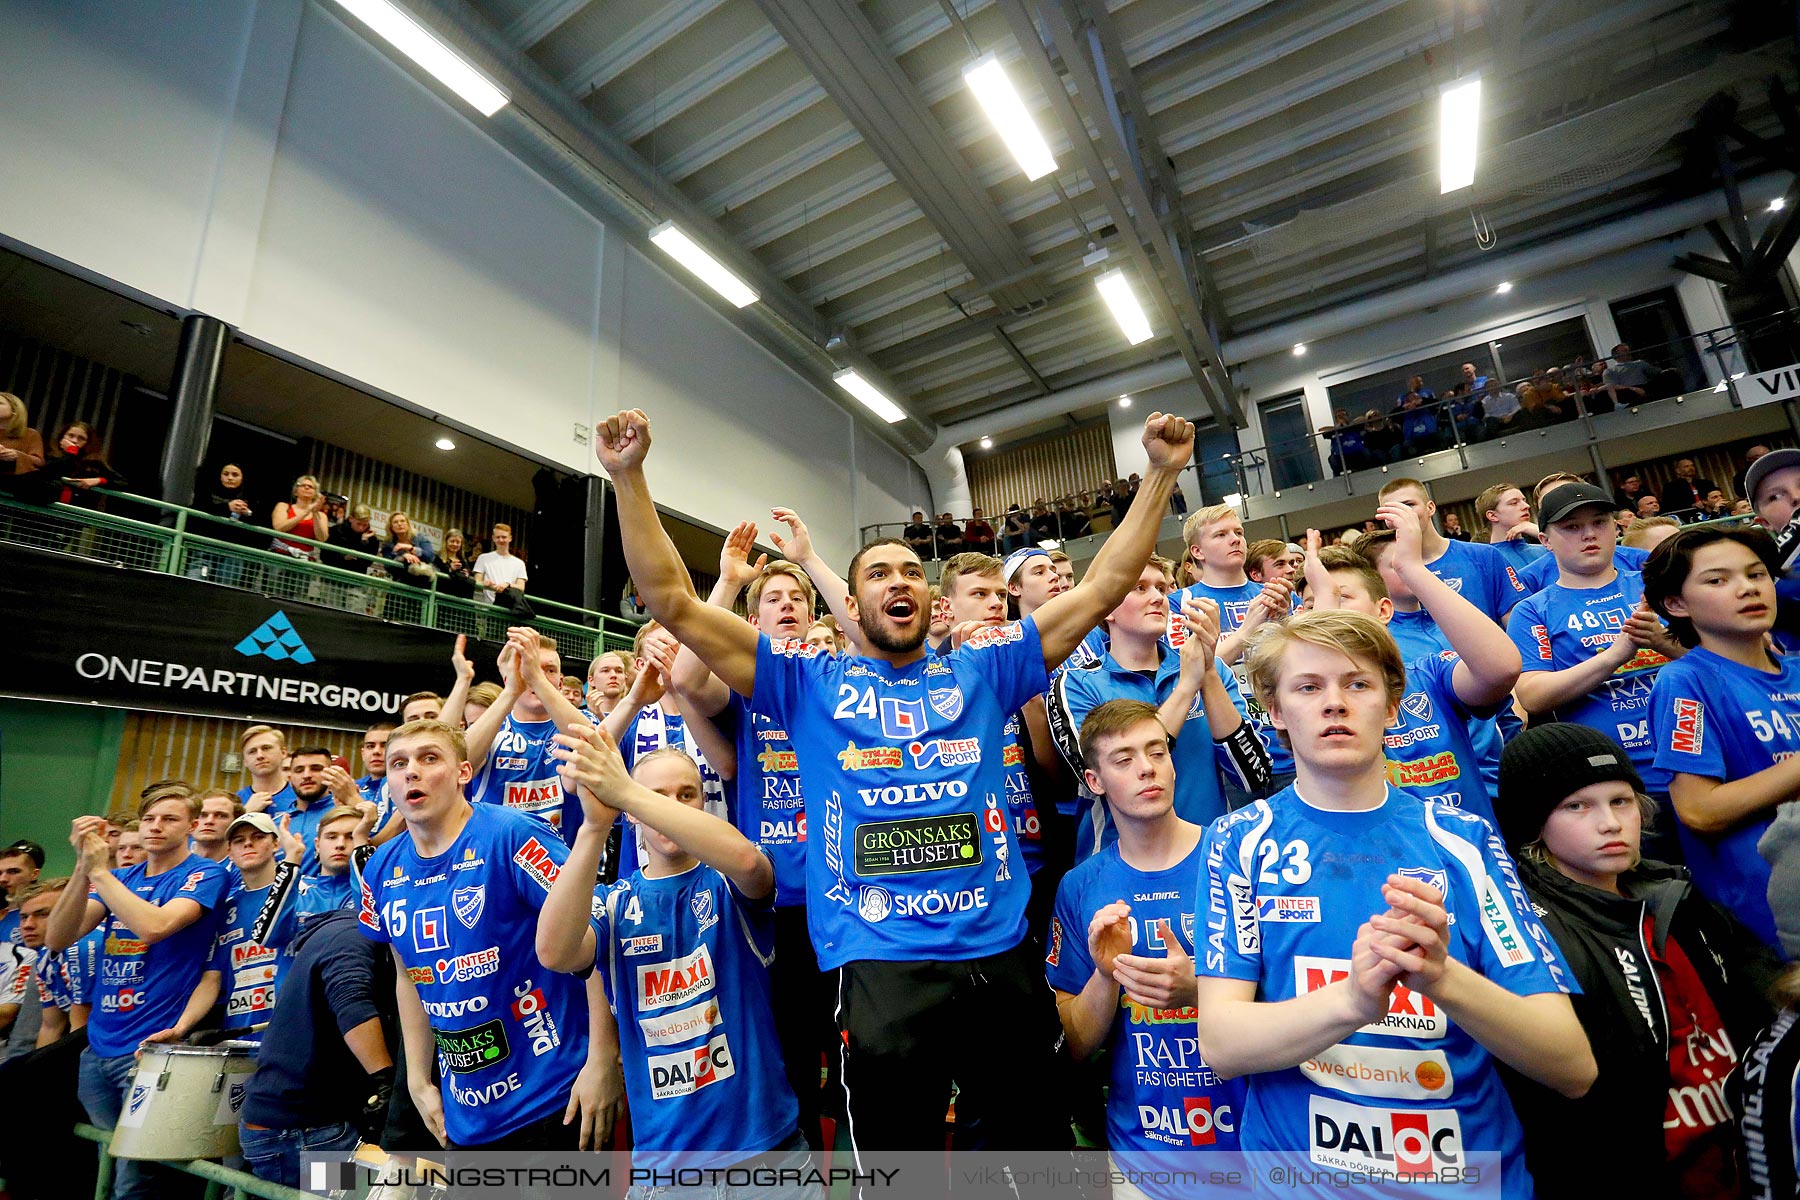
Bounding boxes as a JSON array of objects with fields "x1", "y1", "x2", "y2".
[
  {"x1": 1324, "y1": 571, "x2": 1392, "y2": 622},
  {"x1": 1082, "y1": 719, "x2": 1177, "y2": 824},
  {"x1": 1266, "y1": 641, "x2": 1396, "y2": 770},
  {"x1": 1755, "y1": 463, "x2": 1800, "y2": 528},
  {"x1": 1663, "y1": 540, "x2": 1776, "y2": 640}
]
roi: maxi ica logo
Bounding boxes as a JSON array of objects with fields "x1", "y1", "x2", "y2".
[{"x1": 234, "y1": 612, "x2": 315, "y2": 665}]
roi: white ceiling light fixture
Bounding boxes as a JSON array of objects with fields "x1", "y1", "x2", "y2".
[
  {"x1": 979, "y1": 436, "x2": 993, "y2": 449},
  {"x1": 648, "y1": 222, "x2": 760, "y2": 308},
  {"x1": 833, "y1": 369, "x2": 907, "y2": 423},
  {"x1": 1095, "y1": 268, "x2": 1154, "y2": 345},
  {"x1": 963, "y1": 54, "x2": 1057, "y2": 182},
  {"x1": 1222, "y1": 492, "x2": 1244, "y2": 507},
  {"x1": 1292, "y1": 343, "x2": 1307, "y2": 356},
  {"x1": 1439, "y1": 76, "x2": 1481, "y2": 193},
  {"x1": 1038, "y1": 539, "x2": 1062, "y2": 550},
  {"x1": 1496, "y1": 280, "x2": 1513, "y2": 294},
  {"x1": 330, "y1": 0, "x2": 509, "y2": 116},
  {"x1": 1771, "y1": 198, "x2": 1787, "y2": 213},
  {"x1": 1118, "y1": 395, "x2": 1132, "y2": 408},
  {"x1": 434, "y1": 436, "x2": 456, "y2": 451}
]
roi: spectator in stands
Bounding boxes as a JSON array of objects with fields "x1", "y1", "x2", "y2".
[
  {"x1": 1168, "y1": 478, "x2": 1188, "y2": 517},
  {"x1": 1396, "y1": 373, "x2": 1435, "y2": 406},
  {"x1": 0, "y1": 844, "x2": 41, "y2": 942},
  {"x1": 1621, "y1": 516, "x2": 1680, "y2": 552},
  {"x1": 1244, "y1": 539, "x2": 1291, "y2": 586},
  {"x1": 461, "y1": 681, "x2": 503, "y2": 730},
  {"x1": 236, "y1": 908, "x2": 396, "y2": 1189},
  {"x1": 1360, "y1": 407, "x2": 1401, "y2": 464},
  {"x1": 1614, "y1": 472, "x2": 1646, "y2": 514},
  {"x1": 378, "y1": 510, "x2": 436, "y2": 587},
  {"x1": 964, "y1": 507, "x2": 996, "y2": 555},
  {"x1": 1603, "y1": 343, "x2": 1662, "y2": 402},
  {"x1": 1319, "y1": 408, "x2": 1370, "y2": 475},
  {"x1": 933, "y1": 511, "x2": 964, "y2": 558},
  {"x1": 902, "y1": 510, "x2": 933, "y2": 557},
  {"x1": 1476, "y1": 482, "x2": 1549, "y2": 576},
  {"x1": 559, "y1": 675, "x2": 585, "y2": 707},
  {"x1": 270, "y1": 475, "x2": 329, "y2": 560},
  {"x1": 113, "y1": 824, "x2": 144, "y2": 871},
  {"x1": 282, "y1": 749, "x2": 346, "y2": 874},
  {"x1": 356, "y1": 723, "x2": 390, "y2": 815},
  {"x1": 1659, "y1": 458, "x2": 1718, "y2": 515},
  {"x1": 50, "y1": 791, "x2": 231, "y2": 1200},
  {"x1": 238, "y1": 725, "x2": 296, "y2": 814},
  {"x1": 1446, "y1": 386, "x2": 1486, "y2": 445},
  {"x1": 435, "y1": 527, "x2": 476, "y2": 599},
  {"x1": 0, "y1": 394, "x2": 45, "y2": 490},
  {"x1": 1514, "y1": 382, "x2": 1566, "y2": 429},
  {"x1": 1396, "y1": 392, "x2": 1444, "y2": 456},
  {"x1": 1028, "y1": 499, "x2": 1059, "y2": 545},
  {"x1": 1636, "y1": 494, "x2": 1661, "y2": 519},
  {"x1": 1002, "y1": 503, "x2": 1029, "y2": 553},
  {"x1": 1480, "y1": 377, "x2": 1523, "y2": 437},
  {"x1": 1731, "y1": 498, "x2": 1754, "y2": 517},
  {"x1": 805, "y1": 615, "x2": 846, "y2": 653},
  {"x1": 473, "y1": 522, "x2": 528, "y2": 608},
  {"x1": 1460, "y1": 360, "x2": 1490, "y2": 391},
  {"x1": 1736, "y1": 444, "x2": 1772, "y2": 500},
  {"x1": 325, "y1": 502, "x2": 381, "y2": 570},
  {"x1": 1058, "y1": 497, "x2": 1090, "y2": 540},
  {"x1": 1442, "y1": 512, "x2": 1471, "y2": 541},
  {"x1": 32, "y1": 422, "x2": 125, "y2": 508},
  {"x1": 1494, "y1": 723, "x2": 1774, "y2": 1200},
  {"x1": 1110, "y1": 479, "x2": 1132, "y2": 526},
  {"x1": 1698, "y1": 488, "x2": 1730, "y2": 520},
  {"x1": 189, "y1": 791, "x2": 239, "y2": 865}
]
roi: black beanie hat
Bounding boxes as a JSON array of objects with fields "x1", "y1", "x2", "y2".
[{"x1": 1497, "y1": 723, "x2": 1644, "y2": 850}]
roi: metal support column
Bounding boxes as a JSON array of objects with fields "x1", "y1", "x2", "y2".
[
  {"x1": 159, "y1": 315, "x2": 228, "y2": 508},
  {"x1": 581, "y1": 474, "x2": 607, "y2": 615}
]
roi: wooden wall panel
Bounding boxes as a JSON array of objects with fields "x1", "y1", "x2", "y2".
[
  {"x1": 304, "y1": 439, "x2": 532, "y2": 558},
  {"x1": 0, "y1": 331, "x2": 128, "y2": 459},
  {"x1": 965, "y1": 423, "x2": 1117, "y2": 519},
  {"x1": 107, "y1": 711, "x2": 361, "y2": 819}
]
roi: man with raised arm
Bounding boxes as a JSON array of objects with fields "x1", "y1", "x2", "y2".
[
  {"x1": 464, "y1": 627, "x2": 591, "y2": 841},
  {"x1": 592, "y1": 406, "x2": 1193, "y2": 1155}
]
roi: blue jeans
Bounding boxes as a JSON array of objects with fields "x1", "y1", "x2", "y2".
[
  {"x1": 77, "y1": 1046, "x2": 195, "y2": 1200},
  {"x1": 238, "y1": 1119, "x2": 362, "y2": 1190},
  {"x1": 626, "y1": 1130, "x2": 818, "y2": 1200}
]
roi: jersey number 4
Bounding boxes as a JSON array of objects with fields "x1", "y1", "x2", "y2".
[{"x1": 1257, "y1": 839, "x2": 1311, "y2": 885}]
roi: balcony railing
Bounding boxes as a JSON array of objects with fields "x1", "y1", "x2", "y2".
[{"x1": 0, "y1": 491, "x2": 641, "y2": 659}]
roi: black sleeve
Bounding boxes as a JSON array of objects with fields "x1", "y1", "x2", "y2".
[{"x1": 321, "y1": 932, "x2": 387, "y2": 1038}]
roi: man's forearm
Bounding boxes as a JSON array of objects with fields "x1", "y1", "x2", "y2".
[
  {"x1": 612, "y1": 470, "x2": 701, "y2": 612},
  {"x1": 1059, "y1": 972, "x2": 1119, "y2": 1061},
  {"x1": 1400, "y1": 563, "x2": 1518, "y2": 703},
  {"x1": 342, "y1": 1017, "x2": 393, "y2": 1074},
  {"x1": 45, "y1": 869, "x2": 92, "y2": 952}
]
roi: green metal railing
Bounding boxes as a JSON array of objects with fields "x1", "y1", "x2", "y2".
[
  {"x1": 0, "y1": 492, "x2": 640, "y2": 659},
  {"x1": 73, "y1": 1122, "x2": 305, "y2": 1200}
]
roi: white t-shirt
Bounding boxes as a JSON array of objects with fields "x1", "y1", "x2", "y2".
[{"x1": 473, "y1": 551, "x2": 529, "y2": 603}]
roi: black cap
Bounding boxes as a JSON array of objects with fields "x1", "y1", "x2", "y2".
[
  {"x1": 1538, "y1": 482, "x2": 1620, "y2": 527},
  {"x1": 1497, "y1": 723, "x2": 1644, "y2": 849},
  {"x1": 1745, "y1": 448, "x2": 1800, "y2": 514}
]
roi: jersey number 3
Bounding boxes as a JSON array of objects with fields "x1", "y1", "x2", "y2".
[{"x1": 1256, "y1": 839, "x2": 1311, "y2": 885}]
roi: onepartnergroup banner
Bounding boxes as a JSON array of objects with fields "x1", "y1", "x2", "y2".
[{"x1": 302, "y1": 1148, "x2": 1506, "y2": 1199}]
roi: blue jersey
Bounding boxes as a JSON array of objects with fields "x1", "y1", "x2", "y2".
[
  {"x1": 1487, "y1": 537, "x2": 1548, "y2": 578},
  {"x1": 471, "y1": 714, "x2": 571, "y2": 840},
  {"x1": 1169, "y1": 580, "x2": 1265, "y2": 639},
  {"x1": 616, "y1": 704, "x2": 732, "y2": 873},
  {"x1": 1422, "y1": 539, "x2": 1522, "y2": 622},
  {"x1": 358, "y1": 775, "x2": 392, "y2": 829},
  {"x1": 728, "y1": 694, "x2": 807, "y2": 908},
  {"x1": 1000, "y1": 711, "x2": 1045, "y2": 874},
  {"x1": 1386, "y1": 651, "x2": 1497, "y2": 824},
  {"x1": 1047, "y1": 837, "x2": 1244, "y2": 1188},
  {"x1": 1197, "y1": 787, "x2": 1573, "y2": 1197},
  {"x1": 0, "y1": 910, "x2": 17, "y2": 946},
  {"x1": 237, "y1": 783, "x2": 297, "y2": 814},
  {"x1": 1507, "y1": 570, "x2": 1671, "y2": 790},
  {"x1": 211, "y1": 882, "x2": 284, "y2": 1032},
  {"x1": 282, "y1": 799, "x2": 338, "y2": 876},
  {"x1": 257, "y1": 867, "x2": 357, "y2": 951},
  {"x1": 38, "y1": 928, "x2": 102, "y2": 1012},
  {"x1": 591, "y1": 860, "x2": 796, "y2": 1168},
  {"x1": 1515, "y1": 544, "x2": 1648, "y2": 598},
  {"x1": 1386, "y1": 608, "x2": 1448, "y2": 664},
  {"x1": 89, "y1": 855, "x2": 231, "y2": 1058},
  {"x1": 751, "y1": 622, "x2": 1049, "y2": 969},
  {"x1": 359, "y1": 803, "x2": 589, "y2": 1144},
  {"x1": 1650, "y1": 648, "x2": 1797, "y2": 950},
  {"x1": 1049, "y1": 651, "x2": 1260, "y2": 858}
]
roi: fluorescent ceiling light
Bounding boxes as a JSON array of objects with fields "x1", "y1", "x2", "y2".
[
  {"x1": 331, "y1": 0, "x2": 509, "y2": 117},
  {"x1": 1038, "y1": 539, "x2": 1062, "y2": 550},
  {"x1": 1095, "y1": 268, "x2": 1154, "y2": 345},
  {"x1": 1496, "y1": 280, "x2": 1513, "y2": 294},
  {"x1": 1439, "y1": 77, "x2": 1481, "y2": 193},
  {"x1": 648, "y1": 222, "x2": 760, "y2": 308},
  {"x1": 434, "y1": 437, "x2": 456, "y2": 451},
  {"x1": 963, "y1": 54, "x2": 1057, "y2": 182},
  {"x1": 833, "y1": 369, "x2": 907, "y2": 423},
  {"x1": 1118, "y1": 395, "x2": 1132, "y2": 408}
]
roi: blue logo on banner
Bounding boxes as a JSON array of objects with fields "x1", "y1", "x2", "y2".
[{"x1": 234, "y1": 612, "x2": 315, "y2": 664}]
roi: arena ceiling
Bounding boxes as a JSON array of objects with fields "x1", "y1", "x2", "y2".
[{"x1": 434, "y1": 0, "x2": 1791, "y2": 448}]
